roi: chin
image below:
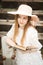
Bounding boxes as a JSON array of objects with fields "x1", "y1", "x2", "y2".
[{"x1": 19, "y1": 24, "x2": 23, "y2": 27}]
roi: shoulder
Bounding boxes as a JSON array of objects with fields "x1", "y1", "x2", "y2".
[
  {"x1": 27, "y1": 26, "x2": 38, "y2": 36},
  {"x1": 6, "y1": 23, "x2": 15, "y2": 37},
  {"x1": 27, "y1": 26, "x2": 38, "y2": 32},
  {"x1": 25, "y1": 26, "x2": 38, "y2": 40}
]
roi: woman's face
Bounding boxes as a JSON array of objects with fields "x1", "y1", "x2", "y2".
[{"x1": 18, "y1": 14, "x2": 28, "y2": 28}]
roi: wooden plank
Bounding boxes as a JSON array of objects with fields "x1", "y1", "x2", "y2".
[
  {"x1": 38, "y1": 33, "x2": 43, "y2": 40},
  {"x1": 2, "y1": 0, "x2": 33, "y2": 2},
  {"x1": 33, "y1": 10, "x2": 43, "y2": 15},
  {"x1": 2, "y1": 0, "x2": 43, "y2": 2}
]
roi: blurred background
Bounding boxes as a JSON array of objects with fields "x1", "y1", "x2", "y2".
[{"x1": 0, "y1": 0, "x2": 43, "y2": 65}]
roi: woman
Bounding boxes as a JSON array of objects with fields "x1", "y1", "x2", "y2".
[{"x1": 6, "y1": 4, "x2": 43, "y2": 65}]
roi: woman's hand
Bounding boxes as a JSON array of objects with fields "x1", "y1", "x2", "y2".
[
  {"x1": 26, "y1": 46, "x2": 38, "y2": 53},
  {"x1": 17, "y1": 45, "x2": 26, "y2": 51}
]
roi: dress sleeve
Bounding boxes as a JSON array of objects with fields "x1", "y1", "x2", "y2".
[
  {"x1": 29, "y1": 28, "x2": 42, "y2": 50},
  {"x1": 6, "y1": 24, "x2": 15, "y2": 39}
]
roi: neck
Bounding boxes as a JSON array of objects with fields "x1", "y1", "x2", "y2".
[{"x1": 20, "y1": 26, "x2": 25, "y2": 29}]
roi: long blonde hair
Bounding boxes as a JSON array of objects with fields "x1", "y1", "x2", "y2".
[{"x1": 13, "y1": 15, "x2": 38, "y2": 46}]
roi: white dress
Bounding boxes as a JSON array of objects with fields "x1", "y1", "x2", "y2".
[{"x1": 7, "y1": 24, "x2": 43, "y2": 65}]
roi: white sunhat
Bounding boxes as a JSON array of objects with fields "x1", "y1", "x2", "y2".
[
  {"x1": 7, "y1": 4, "x2": 39, "y2": 22},
  {"x1": 8, "y1": 4, "x2": 32, "y2": 16}
]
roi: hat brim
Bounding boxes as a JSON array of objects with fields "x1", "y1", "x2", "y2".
[{"x1": 7, "y1": 11, "x2": 33, "y2": 16}]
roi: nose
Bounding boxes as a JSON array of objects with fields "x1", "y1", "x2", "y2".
[{"x1": 20, "y1": 18, "x2": 23, "y2": 23}]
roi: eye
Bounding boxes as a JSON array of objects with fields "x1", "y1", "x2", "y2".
[
  {"x1": 23, "y1": 17, "x2": 28, "y2": 20},
  {"x1": 23, "y1": 17, "x2": 26, "y2": 19}
]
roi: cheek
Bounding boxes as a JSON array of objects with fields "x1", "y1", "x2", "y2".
[
  {"x1": 18, "y1": 19, "x2": 20, "y2": 24},
  {"x1": 24, "y1": 20, "x2": 28, "y2": 24}
]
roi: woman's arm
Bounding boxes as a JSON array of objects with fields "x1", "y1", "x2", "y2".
[
  {"x1": 6, "y1": 37, "x2": 26, "y2": 51},
  {"x1": 26, "y1": 46, "x2": 38, "y2": 50},
  {"x1": 20, "y1": 46, "x2": 38, "y2": 53}
]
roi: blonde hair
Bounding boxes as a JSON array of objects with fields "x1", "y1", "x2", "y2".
[{"x1": 13, "y1": 15, "x2": 37, "y2": 46}]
